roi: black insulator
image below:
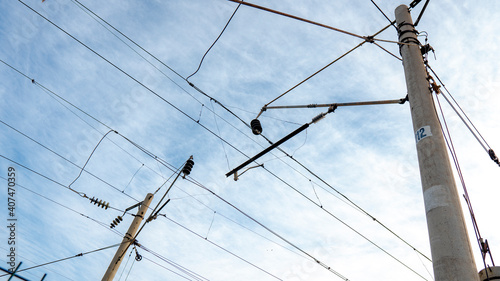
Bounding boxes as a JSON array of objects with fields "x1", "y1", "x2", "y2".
[
  {"x1": 182, "y1": 159, "x2": 195, "y2": 176},
  {"x1": 250, "y1": 119, "x2": 262, "y2": 135},
  {"x1": 90, "y1": 197, "x2": 109, "y2": 209},
  {"x1": 110, "y1": 216, "x2": 123, "y2": 228}
]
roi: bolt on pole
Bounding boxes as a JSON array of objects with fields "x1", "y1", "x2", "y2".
[
  {"x1": 102, "y1": 193, "x2": 154, "y2": 281},
  {"x1": 395, "y1": 5, "x2": 479, "y2": 281}
]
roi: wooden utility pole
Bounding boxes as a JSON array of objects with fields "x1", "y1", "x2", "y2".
[
  {"x1": 395, "y1": 5, "x2": 479, "y2": 281},
  {"x1": 102, "y1": 193, "x2": 154, "y2": 281}
]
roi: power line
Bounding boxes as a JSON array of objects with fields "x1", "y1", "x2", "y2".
[
  {"x1": 185, "y1": 178, "x2": 352, "y2": 280},
  {"x1": 53, "y1": 5, "x2": 426, "y2": 263},
  {"x1": 0, "y1": 117, "x2": 138, "y2": 202},
  {"x1": 0, "y1": 243, "x2": 121, "y2": 278},
  {"x1": 186, "y1": 1, "x2": 242, "y2": 81},
  {"x1": 256, "y1": 23, "x2": 394, "y2": 117},
  {"x1": 15, "y1": 2, "x2": 432, "y2": 276},
  {"x1": 369, "y1": 0, "x2": 397, "y2": 28},
  {"x1": 0, "y1": 154, "x2": 124, "y2": 212},
  {"x1": 426, "y1": 64, "x2": 499, "y2": 166},
  {"x1": 137, "y1": 244, "x2": 209, "y2": 281},
  {"x1": 0, "y1": 175, "x2": 124, "y2": 237},
  {"x1": 157, "y1": 215, "x2": 283, "y2": 280},
  {"x1": 229, "y1": 0, "x2": 366, "y2": 40}
]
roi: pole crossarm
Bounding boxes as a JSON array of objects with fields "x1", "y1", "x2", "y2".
[
  {"x1": 226, "y1": 106, "x2": 336, "y2": 178},
  {"x1": 263, "y1": 97, "x2": 407, "y2": 111}
]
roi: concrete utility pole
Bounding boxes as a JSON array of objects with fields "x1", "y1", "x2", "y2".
[
  {"x1": 102, "y1": 193, "x2": 154, "y2": 281},
  {"x1": 395, "y1": 5, "x2": 479, "y2": 281}
]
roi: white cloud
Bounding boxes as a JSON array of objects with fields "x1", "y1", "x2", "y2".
[{"x1": 1, "y1": 0, "x2": 499, "y2": 280}]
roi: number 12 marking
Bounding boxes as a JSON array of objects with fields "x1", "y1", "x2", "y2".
[{"x1": 415, "y1": 125, "x2": 432, "y2": 144}]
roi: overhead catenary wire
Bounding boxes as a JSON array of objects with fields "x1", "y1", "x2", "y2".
[
  {"x1": 0, "y1": 243, "x2": 121, "y2": 278},
  {"x1": 137, "y1": 244, "x2": 210, "y2": 281},
  {"x1": 256, "y1": 23, "x2": 394, "y2": 118},
  {"x1": 426, "y1": 64, "x2": 499, "y2": 166},
  {"x1": 228, "y1": 0, "x2": 412, "y2": 46},
  {"x1": 15, "y1": 1, "x2": 433, "y2": 275},
  {"x1": 15, "y1": 2, "x2": 432, "y2": 267},
  {"x1": 0, "y1": 117, "x2": 138, "y2": 203},
  {"x1": 67, "y1": 129, "x2": 116, "y2": 191},
  {"x1": 433, "y1": 88, "x2": 495, "y2": 272},
  {"x1": 52, "y1": 3, "x2": 425, "y2": 262},
  {"x1": 186, "y1": 176, "x2": 428, "y2": 280},
  {"x1": 0, "y1": 176, "x2": 124, "y2": 238},
  {"x1": 0, "y1": 154, "x2": 124, "y2": 213},
  {"x1": 158, "y1": 215, "x2": 284, "y2": 281},
  {"x1": 369, "y1": 0, "x2": 397, "y2": 29}
]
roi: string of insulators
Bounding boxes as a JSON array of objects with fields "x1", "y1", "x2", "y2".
[
  {"x1": 89, "y1": 197, "x2": 110, "y2": 209},
  {"x1": 182, "y1": 158, "x2": 194, "y2": 178},
  {"x1": 110, "y1": 216, "x2": 123, "y2": 228},
  {"x1": 250, "y1": 119, "x2": 262, "y2": 135}
]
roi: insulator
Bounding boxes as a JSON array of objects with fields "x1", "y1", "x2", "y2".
[
  {"x1": 90, "y1": 197, "x2": 109, "y2": 210},
  {"x1": 182, "y1": 159, "x2": 195, "y2": 176},
  {"x1": 110, "y1": 216, "x2": 123, "y2": 228},
  {"x1": 311, "y1": 113, "x2": 326, "y2": 124},
  {"x1": 250, "y1": 119, "x2": 262, "y2": 135}
]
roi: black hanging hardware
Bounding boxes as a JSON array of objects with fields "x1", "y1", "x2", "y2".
[
  {"x1": 489, "y1": 149, "x2": 500, "y2": 166},
  {"x1": 133, "y1": 245, "x2": 142, "y2": 261},
  {"x1": 420, "y1": 44, "x2": 434, "y2": 56},
  {"x1": 250, "y1": 119, "x2": 263, "y2": 135},
  {"x1": 182, "y1": 156, "x2": 194, "y2": 178},
  {"x1": 89, "y1": 197, "x2": 110, "y2": 209},
  {"x1": 110, "y1": 216, "x2": 123, "y2": 228}
]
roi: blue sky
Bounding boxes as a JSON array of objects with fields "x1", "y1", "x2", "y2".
[{"x1": 1, "y1": 0, "x2": 499, "y2": 280}]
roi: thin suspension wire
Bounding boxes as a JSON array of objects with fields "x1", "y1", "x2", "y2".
[
  {"x1": 0, "y1": 118, "x2": 137, "y2": 202},
  {"x1": 427, "y1": 64, "x2": 492, "y2": 151},
  {"x1": 256, "y1": 128, "x2": 432, "y2": 263},
  {"x1": 258, "y1": 41, "x2": 364, "y2": 117},
  {"x1": 255, "y1": 167, "x2": 429, "y2": 280},
  {"x1": 0, "y1": 246, "x2": 75, "y2": 280},
  {"x1": 186, "y1": 1, "x2": 242, "y2": 80},
  {"x1": 187, "y1": 176, "x2": 427, "y2": 280},
  {"x1": 369, "y1": 0, "x2": 397, "y2": 29},
  {"x1": 159, "y1": 214, "x2": 283, "y2": 280},
  {"x1": 0, "y1": 176, "x2": 124, "y2": 237},
  {"x1": 71, "y1": 0, "x2": 185, "y2": 81},
  {"x1": 17, "y1": 0, "x2": 253, "y2": 170},
  {"x1": 229, "y1": 0, "x2": 366, "y2": 40},
  {"x1": 140, "y1": 256, "x2": 195, "y2": 281},
  {"x1": 434, "y1": 93, "x2": 492, "y2": 272},
  {"x1": 123, "y1": 163, "x2": 144, "y2": 193},
  {"x1": 172, "y1": 184, "x2": 309, "y2": 261},
  {"x1": 0, "y1": 154, "x2": 124, "y2": 212},
  {"x1": 257, "y1": 23, "x2": 393, "y2": 117},
  {"x1": 210, "y1": 100, "x2": 231, "y2": 169},
  {"x1": 138, "y1": 244, "x2": 209, "y2": 281},
  {"x1": 373, "y1": 41, "x2": 402, "y2": 61},
  {"x1": 0, "y1": 243, "x2": 121, "y2": 277},
  {"x1": 117, "y1": 248, "x2": 134, "y2": 281},
  {"x1": 123, "y1": 255, "x2": 136, "y2": 281},
  {"x1": 67, "y1": 129, "x2": 116, "y2": 190}
]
